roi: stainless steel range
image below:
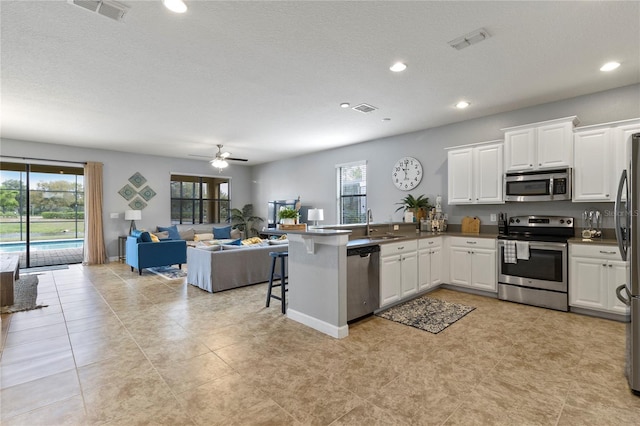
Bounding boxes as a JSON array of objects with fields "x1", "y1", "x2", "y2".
[{"x1": 497, "y1": 215, "x2": 574, "y2": 311}]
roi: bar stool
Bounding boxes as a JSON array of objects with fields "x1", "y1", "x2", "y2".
[{"x1": 266, "y1": 251, "x2": 288, "y2": 314}]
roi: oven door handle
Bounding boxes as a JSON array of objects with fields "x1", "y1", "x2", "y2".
[{"x1": 499, "y1": 240, "x2": 566, "y2": 251}]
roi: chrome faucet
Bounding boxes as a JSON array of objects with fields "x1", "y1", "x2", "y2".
[{"x1": 366, "y1": 209, "x2": 373, "y2": 236}]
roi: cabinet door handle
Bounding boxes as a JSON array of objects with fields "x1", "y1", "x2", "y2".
[
  {"x1": 609, "y1": 264, "x2": 613, "y2": 268},
  {"x1": 599, "y1": 250, "x2": 616, "y2": 254},
  {"x1": 602, "y1": 264, "x2": 607, "y2": 267},
  {"x1": 606, "y1": 194, "x2": 610, "y2": 198},
  {"x1": 398, "y1": 246, "x2": 404, "y2": 250},
  {"x1": 467, "y1": 241, "x2": 477, "y2": 244}
]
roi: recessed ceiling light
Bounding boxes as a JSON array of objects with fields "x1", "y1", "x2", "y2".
[
  {"x1": 456, "y1": 101, "x2": 470, "y2": 109},
  {"x1": 163, "y1": 0, "x2": 187, "y2": 13},
  {"x1": 340, "y1": 103, "x2": 350, "y2": 108},
  {"x1": 390, "y1": 62, "x2": 407, "y2": 72},
  {"x1": 600, "y1": 61, "x2": 621, "y2": 72}
]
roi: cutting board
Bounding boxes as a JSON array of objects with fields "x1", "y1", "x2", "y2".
[{"x1": 461, "y1": 216, "x2": 480, "y2": 233}]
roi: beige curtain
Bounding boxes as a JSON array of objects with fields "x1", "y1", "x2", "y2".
[{"x1": 83, "y1": 162, "x2": 108, "y2": 265}]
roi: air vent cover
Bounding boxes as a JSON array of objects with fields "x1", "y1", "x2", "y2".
[
  {"x1": 69, "y1": 0, "x2": 129, "y2": 22},
  {"x1": 72, "y1": 0, "x2": 100, "y2": 12},
  {"x1": 352, "y1": 103, "x2": 378, "y2": 114}
]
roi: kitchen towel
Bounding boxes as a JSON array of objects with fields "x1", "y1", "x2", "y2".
[
  {"x1": 516, "y1": 241, "x2": 530, "y2": 260},
  {"x1": 503, "y1": 241, "x2": 517, "y2": 264}
]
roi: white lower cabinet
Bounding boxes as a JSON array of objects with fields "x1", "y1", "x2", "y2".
[
  {"x1": 569, "y1": 244, "x2": 629, "y2": 315},
  {"x1": 379, "y1": 240, "x2": 418, "y2": 308},
  {"x1": 448, "y1": 237, "x2": 497, "y2": 292},
  {"x1": 418, "y1": 237, "x2": 443, "y2": 291}
]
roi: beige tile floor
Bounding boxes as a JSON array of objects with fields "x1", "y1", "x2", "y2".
[{"x1": 1, "y1": 263, "x2": 639, "y2": 425}]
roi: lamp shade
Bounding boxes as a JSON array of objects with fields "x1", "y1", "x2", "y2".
[
  {"x1": 125, "y1": 210, "x2": 142, "y2": 221},
  {"x1": 307, "y1": 208, "x2": 324, "y2": 222}
]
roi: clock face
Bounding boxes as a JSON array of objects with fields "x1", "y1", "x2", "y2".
[{"x1": 392, "y1": 157, "x2": 423, "y2": 190}]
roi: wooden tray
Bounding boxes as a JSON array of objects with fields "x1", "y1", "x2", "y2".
[
  {"x1": 277, "y1": 224, "x2": 307, "y2": 231},
  {"x1": 461, "y1": 216, "x2": 480, "y2": 233}
]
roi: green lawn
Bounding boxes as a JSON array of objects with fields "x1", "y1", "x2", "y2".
[{"x1": 0, "y1": 219, "x2": 84, "y2": 242}]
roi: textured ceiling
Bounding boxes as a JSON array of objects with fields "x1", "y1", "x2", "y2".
[{"x1": 1, "y1": 1, "x2": 639, "y2": 165}]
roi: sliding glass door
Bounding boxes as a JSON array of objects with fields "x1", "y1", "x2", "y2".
[{"x1": 0, "y1": 162, "x2": 84, "y2": 268}]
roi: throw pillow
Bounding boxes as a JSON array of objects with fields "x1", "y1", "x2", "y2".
[
  {"x1": 150, "y1": 233, "x2": 160, "y2": 243},
  {"x1": 213, "y1": 225, "x2": 232, "y2": 239},
  {"x1": 222, "y1": 238, "x2": 242, "y2": 246},
  {"x1": 157, "y1": 225, "x2": 181, "y2": 240},
  {"x1": 194, "y1": 233, "x2": 214, "y2": 242},
  {"x1": 268, "y1": 239, "x2": 288, "y2": 245},
  {"x1": 242, "y1": 237, "x2": 264, "y2": 246},
  {"x1": 152, "y1": 231, "x2": 170, "y2": 240},
  {"x1": 139, "y1": 231, "x2": 153, "y2": 242},
  {"x1": 230, "y1": 228, "x2": 242, "y2": 240},
  {"x1": 179, "y1": 228, "x2": 196, "y2": 241},
  {"x1": 195, "y1": 242, "x2": 221, "y2": 251}
]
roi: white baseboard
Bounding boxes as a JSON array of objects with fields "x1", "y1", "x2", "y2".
[{"x1": 286, "y1": 309, "x2": 348, "y2": 339}]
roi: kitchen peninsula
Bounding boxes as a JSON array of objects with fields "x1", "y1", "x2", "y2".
[{"x1": 280, "y1": 229, "x2": 352, "y2": 338}]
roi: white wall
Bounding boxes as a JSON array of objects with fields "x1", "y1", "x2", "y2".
[
  {"x1": 0, "y1": 140, "x2": 252, "y2": 258},
  {"x1": 251, "y1": 84, "x2": 640, "y2": 228}
]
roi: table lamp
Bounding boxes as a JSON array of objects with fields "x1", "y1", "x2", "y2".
[
  {"x1": 125, "y1": 210, "x2": 142, "y2": 235},
  {"x1": 308, "y1": 208, "x2": 324, "y2": 228}
]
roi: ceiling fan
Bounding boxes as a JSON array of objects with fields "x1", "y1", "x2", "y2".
[{"x1": 189, "y1": 144, "x2": 248, "y2": 169}]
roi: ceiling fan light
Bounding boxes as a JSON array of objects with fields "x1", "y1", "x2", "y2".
[
  {"x1": 163, "y1": 0, "x2": 187, "y2": 13},
  {"x1": 210, "y1": 158, "x2": 228, "y2": 169}
]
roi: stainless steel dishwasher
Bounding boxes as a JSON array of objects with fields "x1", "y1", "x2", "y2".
[{"x1": 347, "y1": 245, "x2": 380, "y2": 322}]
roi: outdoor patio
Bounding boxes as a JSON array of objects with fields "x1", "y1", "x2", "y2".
[{"x1": 15, "y1": 247, "x2": 83, "y2": 268}]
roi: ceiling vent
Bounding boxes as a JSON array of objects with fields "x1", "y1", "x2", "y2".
[
  {"x1": 68, "y1": 0, "x2": 129, "y2": 22},
  {"x1": 352, "y1": 103, "x2": 378, "y2": 114},
  {"x1": 448, "y1": 28, "x2": 490, "y2": 50}
]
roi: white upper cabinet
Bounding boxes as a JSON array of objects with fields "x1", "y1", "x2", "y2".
[
  {"x1": 503, "y1": 116, "x2": 578, "y2": 172},
  {"x1": 447, "y1": 147, "x2": 473, "y2": 204},
  {"x1": 447, "y1": 141, "x2": 503, "y2": 205},
  {"x1": 573, "y1": 118, "x2": 640, "y2": 202},
  {"x1": 573, "y1": 127, "x2": 613, "y2": 201}
]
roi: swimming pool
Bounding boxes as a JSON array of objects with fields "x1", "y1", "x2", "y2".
[{"x1": 0, "y1": 239, "x2": 84, "y2": 252}]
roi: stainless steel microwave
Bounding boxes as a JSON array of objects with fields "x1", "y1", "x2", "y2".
[{"x1": 504, "y1": 168, "x2": 571, "y2": 202}]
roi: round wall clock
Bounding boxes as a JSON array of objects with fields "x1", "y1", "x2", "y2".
[{"x1": 392, "y1": 157, "x2": 423, "y2": 190}]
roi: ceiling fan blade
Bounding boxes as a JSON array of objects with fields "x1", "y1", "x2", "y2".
[
  {"x1": 220, "y1": 152, "x2": 231, "y2": 159},
  {"x1": 188, "y1": 154, "x2": 212, "y2": 159},
  {"x1": 226, "y1": 157, "x2": 249, "y2": 162}
]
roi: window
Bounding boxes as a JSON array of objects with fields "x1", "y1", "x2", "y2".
[
  {"x1": 170, "y1": 174, "x2": 229, "y2": 224},
  {"x1": 0, "y1": 161, "x2": 85, "y2": 267},
  {"x1": 337, "y1": 161, "x2": 367, "y2": 224}
]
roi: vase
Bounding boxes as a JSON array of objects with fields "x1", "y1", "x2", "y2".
[{"x1": 281, "y1": 218, "x2": 295, "y2": 225}]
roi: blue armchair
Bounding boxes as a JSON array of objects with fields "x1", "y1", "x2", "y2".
[{"x1": 126, "y1": 232, "x2": 187, "y2": 275}]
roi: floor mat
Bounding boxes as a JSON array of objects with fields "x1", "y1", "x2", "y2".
[{"x1": 376, "y1": 295, "x2": 475, "y2": 334}]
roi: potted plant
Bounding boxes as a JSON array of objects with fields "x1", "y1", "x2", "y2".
[
  {"x1": 395, "y1": 194, "x2": 432, "y2": 222},
  {"x1": 230, "y1": 204, "x2": 264, "y2": 238},
  {"x1": 278, "y1": 207, "x2": 299, "y2": 225}
]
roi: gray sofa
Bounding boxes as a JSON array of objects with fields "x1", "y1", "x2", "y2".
[{"x1": 187, "y1": 243, "x2": 288, "y2": 293}]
